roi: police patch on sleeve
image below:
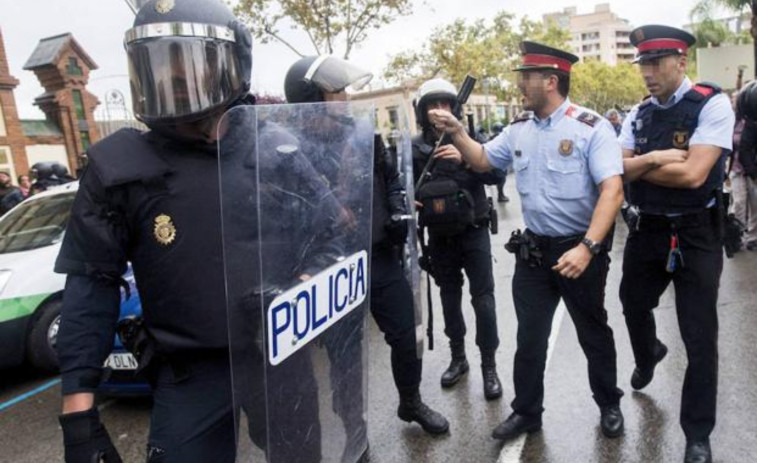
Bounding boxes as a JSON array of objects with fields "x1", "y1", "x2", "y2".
[{"x1": 154, "y1": 214, "x2": 177, "y2": 245}]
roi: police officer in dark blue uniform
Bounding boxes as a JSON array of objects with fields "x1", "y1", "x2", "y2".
[
  {"x1": 412, "y1": 78, "x2": 503, "y2": 401},
  {"x1": 284, "y1": 56, "x2": 449, "y2": 436},
  {"x1": 428, "y1": 42, "x2": 626, "y2": 442},
  {"x1": 54, "y1": 1, "x2": 337, "y2": 462},
  {"x1": 619, "y1": 25, "x2": 734, "y2": 463}
]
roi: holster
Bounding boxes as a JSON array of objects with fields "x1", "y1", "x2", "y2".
[{"x1": 504, "y1": 229, "x2": 543, "y2": 268}]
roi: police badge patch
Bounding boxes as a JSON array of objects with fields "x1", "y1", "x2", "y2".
[
  {"x1": 155, "y1": 0, "x2": 175, "y2": 14},
  {"x1": 559, "y1": 139, "x2": 574, "y2": 156},
  {"x1": 673, "y1": 130, "x2": 690, "y2": 149},
  {"x1": 433, "y1": 199, "x2": 446, "y2": 214},
  {"x1": 154, "y1": 214, "x2": 177, "y2": 245}
]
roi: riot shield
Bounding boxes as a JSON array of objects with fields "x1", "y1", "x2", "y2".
[
  {"x1": 219, "y1": 102, "x2": 374, "y2": 463},
  {"x1": 390, "y1": 109, "x2": 425, "y2": 359}
]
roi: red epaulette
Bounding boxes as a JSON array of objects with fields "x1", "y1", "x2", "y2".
[{"x1": 692, "y1": 85, "x2": 714, "y2": 97}]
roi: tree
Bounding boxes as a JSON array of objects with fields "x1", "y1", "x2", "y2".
[
  {"x1": 233, "y1": 0, "x2": 412, "y2": 59},
  {"x1": 694, "y1": 0, "x2": 756, "y2": 77},
  {"x1": 570, "y1": 61, "x2": 648, "y2": 114},
  {"x1": 382, "y1": 12, "x2": 570, "y2": 102}
]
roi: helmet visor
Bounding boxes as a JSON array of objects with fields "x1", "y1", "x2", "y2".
[
  {"x1": 306, "y1": 56, "x2": 373, "y2": 94},
  {"x1": 127, "y1": 37, "x2": 242, "y2": 123}
]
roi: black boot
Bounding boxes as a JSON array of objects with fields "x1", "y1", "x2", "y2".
[
  {"x1": 684, "y1": 439, "x2": 712, "y2": 463},
  {"x1": 441, "y1": 343, "x2": 469, "y2": 388},
  {"x1": 397, "y1": 391, "x2": 450, "y2": 435},
  {"x1": 600, "y1": 404, "x2": 624, "y2": 438},
  {"x1": 631, "y1": 340, "x2": 668, "y2": 390},
  {"x1": 481, "y1": 351, "x2": 502, "y2": 400}
]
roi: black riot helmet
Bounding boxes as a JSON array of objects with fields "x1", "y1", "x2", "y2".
[
  {"x1": 491, "y1": 122, "x2": 504, "y2": 134},
  {"x1": 124, "y1": 0, "x2": 253, "y2": 126},
  {"x1": 30, "y1": 162, "x2": 54, "y2": 181},
  {"x1": 737, "y1": 80, "x2": 757, "y2": 122},
  {"x1": 284, "y1": 55, "x2": 373, "y2": 103},
  {"x1": 414, "y1": 78, "x2": 461, "y2": 130}
]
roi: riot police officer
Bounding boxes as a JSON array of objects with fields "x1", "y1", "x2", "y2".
[
  {"x1": 54, "y1": 1, "x2": 334, "y2": 462},
  {"x1": 619, "y1": 25, "x2": 735, "y2": 463},
  {"x1": 284, "y1": 55, "x2": 449, "y2": 436},
  {"x1": 427, "y1": 42, "x2": 625, "y2": 442},
  {"x1": 412, "y1": 78, "x2": 503, "y2": 401}
]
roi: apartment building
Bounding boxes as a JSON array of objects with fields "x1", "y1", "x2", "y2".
[{"x1": 543, "y1": 3, "x2": 635, "y2": 65}]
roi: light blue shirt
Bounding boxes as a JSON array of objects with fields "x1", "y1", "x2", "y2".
[
  {"x1": 619, "y1": 77, "x2": 734, "y2": 151},
  {"x1": 484, "y1": 98, "x2": 623, "y2": 237}
]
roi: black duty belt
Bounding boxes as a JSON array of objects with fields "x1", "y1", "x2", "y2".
[
  {"x1": 524, "y1": 229, "x2": 583, "y2": 249},
  {"x1": 638, "y1": 209, "x2": 713, "y2": 231}
]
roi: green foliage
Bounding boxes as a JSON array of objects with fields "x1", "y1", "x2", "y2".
[
  {"x1": 570, "y1": 61, "x2": 648, "y2": 114},
  {"x1": 383, "y1": 12, "x2": 570, "y2": 102},
  {"x1": 233, "y1": 0, "x2": 412, "y2": 59}
]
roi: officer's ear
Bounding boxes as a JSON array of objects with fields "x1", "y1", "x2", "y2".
[{"x1": 672, "y1": 54, "x2": 688, "y2": 74}]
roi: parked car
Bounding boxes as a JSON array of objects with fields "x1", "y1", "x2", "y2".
[{"x1": 0, "y1": 182, "x2": 149, "y2": 395}]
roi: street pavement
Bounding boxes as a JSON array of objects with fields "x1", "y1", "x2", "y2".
[{"x1": 1, "y1": 179, "x2": 756, "y2": 462}]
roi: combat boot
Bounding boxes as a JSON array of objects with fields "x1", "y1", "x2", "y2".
[
  {"x1": 397, "y1": 391, "x2": 450, "y2": 435},
  {"x1": 440, "y1": 343, "x2": 468, "y2": 388},
  {"x1": 481, "y1": 351, "x2": 502, "y2": 400}
]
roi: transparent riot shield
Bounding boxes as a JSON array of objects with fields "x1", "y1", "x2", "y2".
[
  {"x1": 390, "y1": 109, "x2": 425, "y2": 359},
  {"x1": 219, "y1": 102, "x2": 374, "y2": 463}
]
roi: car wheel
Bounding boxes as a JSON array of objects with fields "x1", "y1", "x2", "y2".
[{"x1": 27, "y1": 298, "x2": 61, "y2": 373}]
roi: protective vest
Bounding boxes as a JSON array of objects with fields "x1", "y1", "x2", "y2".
[
  {"x1": 630, "y1": 84, "x2": 727, "y2": 214},
  {"x1": 412, "y1": 133, "x2": 496, "y2": 233}
]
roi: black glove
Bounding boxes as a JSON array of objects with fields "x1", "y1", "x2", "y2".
[
  {"x1": 385, "y1": 214, "x2": 409, "y2": 246},
  {"x1": 59, "y1": 408, "x2": 122, "y2": 463}
]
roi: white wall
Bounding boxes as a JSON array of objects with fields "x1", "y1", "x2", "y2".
[
  {"x1": 697, "y1": 44, "x2": 755, "y2": 91},
  {"x1": 25, "y1": 144, "x2": 70, "y2": 172}
]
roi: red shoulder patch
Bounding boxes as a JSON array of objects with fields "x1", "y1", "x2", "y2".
[
  {"x1": 693, "y1": 85, "x2": 714, "y2": 97},
  {"x1": 565, "y1": 105, "x2": 578, "y2": 117}
]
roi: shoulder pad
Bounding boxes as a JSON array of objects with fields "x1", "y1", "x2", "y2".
[
  {"x1": 575, "y1": 111, "x2": 600, "y2": 128},
  {"x1": 411, "y1": 134, "x2": 434, "y2": 155},
  {"x1": 637, "y1": 95, "x2": 653, "y2": 109},
  {"x1": 694, "y1": 82, "x2": 722, "y2": 96},
  {"x1": 684, "y1": 82, "x2": 722, "y2": 103},
  {"x1": 88, "y1": 128, "x2": 172, "y2": 188},
  {"x1": 511, "y1": 111, "x2": 533, "y2": 124}
]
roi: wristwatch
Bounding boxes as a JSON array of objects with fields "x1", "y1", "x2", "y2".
[{"x1": 581, "y1": 237, "x2": 602, "y2": 255}]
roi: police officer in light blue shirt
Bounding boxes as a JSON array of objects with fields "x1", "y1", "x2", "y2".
[
  {"x1": 428, "y1": 41, "x2": 626, "y2": 443},
  {"x1": 618, "y1": 25, "x2": 734, "y2": 463}
]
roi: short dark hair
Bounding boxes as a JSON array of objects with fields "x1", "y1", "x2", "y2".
[{"x1": 541, "y1": 70, "x2": 570, "y2": 98}]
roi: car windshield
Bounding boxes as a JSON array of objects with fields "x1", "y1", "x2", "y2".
[{"x1": 0, "y1": 192, "x2": 75, "y2": 254}]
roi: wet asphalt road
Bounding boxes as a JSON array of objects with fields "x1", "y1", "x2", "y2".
[{"x1": 1, "y1": 180, "x2": 755, "y2": 462}]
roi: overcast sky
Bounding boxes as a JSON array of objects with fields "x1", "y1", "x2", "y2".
[{"x1": 1, "y1": 0, "x2": 731, "y2": 119}]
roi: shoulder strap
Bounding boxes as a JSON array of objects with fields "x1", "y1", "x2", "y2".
[
  {"x1": 88, "y1": 128, "x2": 172, "y2": 188},
  {"x1": 575, "y1": 111, "x2": 600, "y2": 128}
]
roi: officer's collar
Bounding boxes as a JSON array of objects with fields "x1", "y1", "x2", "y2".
[
  {"x1": 650, "y1": 77, "x2": 691, "y2": 108},
  {"x1": 533, "y1": 98, "x2": 572, "y2": 127}
]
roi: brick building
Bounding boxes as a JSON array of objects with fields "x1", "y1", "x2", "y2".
[{"x1": 0, "y1": 28, "x2": 100, "y2": 183}]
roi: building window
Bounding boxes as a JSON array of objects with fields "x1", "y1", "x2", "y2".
[
  {"x1": 72, "y1": 90, "x2": 86, "y2": 121},
  {"x1": 387, "y1": 106, "x2": 399, "y2": 129},
  {"x1": 67, "y1": 57, "x2": 83, "y2": 76},
  {"x1": 79, "y1": 131, "x2": 91, "y2": 152}
]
